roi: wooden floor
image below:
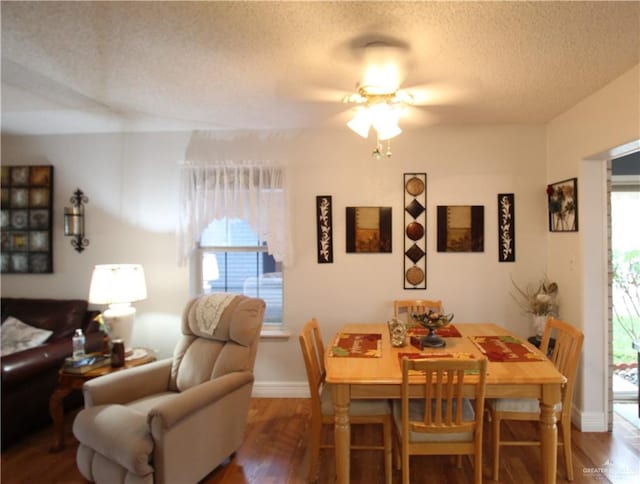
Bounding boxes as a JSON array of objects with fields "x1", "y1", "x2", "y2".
[{"x1": 1, "y1": 398, "x2": 639, "y2": 483}]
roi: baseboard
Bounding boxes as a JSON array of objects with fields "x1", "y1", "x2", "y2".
[
  {"x1": 575, "y1": 407, "x2": 608, "y2": 432},
  {"x1": 252, "y1": 381, "x2": 309, "y2": 398}
]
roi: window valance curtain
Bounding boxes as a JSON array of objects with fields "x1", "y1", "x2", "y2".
[{"x1": 177, "y1": 160, "x2": 289, "y2": 266}]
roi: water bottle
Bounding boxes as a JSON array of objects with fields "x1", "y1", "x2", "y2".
[{"x1": 72, "y1": 329, "x2": 86, "y2": 359}]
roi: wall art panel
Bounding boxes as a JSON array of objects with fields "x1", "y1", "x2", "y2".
[
  {"x1": 1, "y1": 165, "x2": 54, "y2": 273},
  {"x1": 316, "y1": 195, "x2": 333, "y2": 263},
  {"x1": 345, "y1": 206, "x2": 392, "y2": 253},
  {"x1": 498, "y1": 193, "x2": 515, "y2": 262},
  {"x1": 437, "y1": 205, "x2": 484, "y2": 252}
]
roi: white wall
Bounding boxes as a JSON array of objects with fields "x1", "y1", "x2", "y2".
[
  {"x1": 1, "y1": 125, "x2": 548, "y2": 389},
  {"x1": 546, "y1": 64, "x2": 640, "y2": 430}
]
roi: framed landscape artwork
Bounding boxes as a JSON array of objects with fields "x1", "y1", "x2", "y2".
[
  {"x1": 1, "y1": 165, "x2": 54, "y2": 273},
  {"x1": 346, "y1": 206, "x2": 392, "y2": 253},
  {"x1": 547, "y1": 177, "x2": 578, "y2": 232},
  {"x1": 437, "y1": 205, "x2": 484, "y2": 252}
]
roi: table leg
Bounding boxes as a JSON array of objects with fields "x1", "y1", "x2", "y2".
[
  {"x1": 332, "y1": 383, "x2": 351, "y2": 484},
  {"x1": 49, "y1": 385, "x2": 73, "y2": 452},
  {"x1": 540, "y1": 383, "x2": 561, "y2": 484}
]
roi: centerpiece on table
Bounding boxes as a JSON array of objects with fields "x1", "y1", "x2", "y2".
[
  {"x1": 511, "y1": 277, "x2": 558, "y2": 339},
  {"x1": 410, "y1": 310, "x2": 455, "y2": 348}
]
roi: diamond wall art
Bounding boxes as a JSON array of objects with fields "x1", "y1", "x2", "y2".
[{"x1": 403, "y1": 173, "x2": 427, "y2": 289}]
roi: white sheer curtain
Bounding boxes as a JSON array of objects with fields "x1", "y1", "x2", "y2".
[{"x1": 177, "y1": 160, "x2": 289, "y2": 266}]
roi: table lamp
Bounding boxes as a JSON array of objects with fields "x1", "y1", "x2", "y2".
[{"x1": 88, "y1": 264, "x2": 147, "y2": 351}]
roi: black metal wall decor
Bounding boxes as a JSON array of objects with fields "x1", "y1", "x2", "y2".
[
  {"x1": 316, "y1": 195, "x2": 333, "y2": 263},
  {"x1": 64, "y1": 189, "x2": 89, "y2": 252},
  {"x1": 403, "y1": 173, "x2": 427, "y2": 289},
  {"x1": 498, "y1": 193, "x2": 515, "y2": 262},
  {"x1": 1, "y1": 165, "x2": 54, "y2": 273}
]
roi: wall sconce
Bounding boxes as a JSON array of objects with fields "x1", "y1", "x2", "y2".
[{"x1": 64, "y1": 189, "x2": 89, "y2": 252}]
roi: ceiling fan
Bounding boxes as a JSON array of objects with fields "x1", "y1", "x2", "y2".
[{"x1": 339, "y1": 40, "x2": 433, "y2": 158}]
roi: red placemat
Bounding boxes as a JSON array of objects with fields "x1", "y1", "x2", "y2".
[
  {"x1": 469, "y1": 336, "x2": 545, "y2": 362},
  {"x1": 331, "y1": 333, "x2": 382, "y2": 358},
  {"x1": 407, "y1": 325, "x2": 462, "y2": 337}
]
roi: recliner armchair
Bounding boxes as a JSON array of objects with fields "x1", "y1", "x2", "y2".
[{"x1": 73, "y1": 293, "x2": 265, "y2": 483}]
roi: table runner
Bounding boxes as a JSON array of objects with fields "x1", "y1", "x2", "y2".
[
  {"x1": 331, "y1": 333, "x2": 382, "y2": 357},
  {"x1": 407, "y1": 324, "x2": 462, "y2": 337},
  {"x1": 470, "y1": 335, "x2": 545, "y2": 362}
]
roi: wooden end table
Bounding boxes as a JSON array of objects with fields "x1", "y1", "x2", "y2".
[{"x1": 49, "y1": 348, "x2": 156, "y2": 452}]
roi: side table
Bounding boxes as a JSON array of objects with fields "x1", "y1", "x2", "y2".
[{"x1": 49, "y1": 348, "x2": 155, "y2": 452}]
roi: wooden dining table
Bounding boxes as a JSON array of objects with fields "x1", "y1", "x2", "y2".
[{"x1": 324, "y1": 322, "x2": 565, "y2": 484}]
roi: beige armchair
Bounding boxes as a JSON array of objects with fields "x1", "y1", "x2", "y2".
[{"x1": 73, "y1": 294, "x2": 265, "y2": 484}]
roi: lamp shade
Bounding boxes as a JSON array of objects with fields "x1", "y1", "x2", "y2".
[{"x1": 88, "y1": 264, "x2": 147, "y2": 305}]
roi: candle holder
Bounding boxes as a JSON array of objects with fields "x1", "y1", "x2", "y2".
[{"x1": 64, "y1": 189, "x2": 89, "y2": 252}]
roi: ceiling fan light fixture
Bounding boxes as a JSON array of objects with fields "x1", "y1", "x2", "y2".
[
  {"x1": 375, "y1": 121, "x2": 402, "y2": 141},
  {"x1": 347, "y1": 109, "x2": 371, "y2": 138}
]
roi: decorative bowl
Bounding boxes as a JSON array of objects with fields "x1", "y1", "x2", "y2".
[{"x1": 410, "y1": 311, "x2": 454, "y2": 348}]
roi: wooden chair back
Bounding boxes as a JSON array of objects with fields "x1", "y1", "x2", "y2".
[
  {"x1": 397, "y1": 356, "x2": 488, "y2": 484},
  {"x1": 394, "y1": 299, "x2": 443, "y2": 324},
  {"x1": 299, "y1": 318, "x2": 326, "y2": 414},
  {"x1": 540, "y1": 317, "x2": 584, "y2": 417},
  {"x1": 400, "y1": 357, "x2": 487, "y2": 437}
]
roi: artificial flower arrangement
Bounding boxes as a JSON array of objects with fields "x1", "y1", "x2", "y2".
[
  {"x1": 511, "y1": 277, "x2": 559, "y2": 316},
  {"x1": 93, "y1": 314, "x2": 111, "y2": 336}
]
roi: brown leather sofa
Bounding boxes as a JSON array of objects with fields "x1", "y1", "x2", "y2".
[{"x1": 1, "y1": 298, "x2": 103, "y2": 449}]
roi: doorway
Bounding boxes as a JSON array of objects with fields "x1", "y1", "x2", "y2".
[{"x1": 611, "y1": 151, "x2": 640, "y2": 426}]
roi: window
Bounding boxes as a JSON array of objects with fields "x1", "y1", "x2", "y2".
[
  {"x1": 197, "y1": 218, "x2": 283, "y2": 325},
  {"x1": 178, "y1": 158, "x2": 290, "y2": 333}
]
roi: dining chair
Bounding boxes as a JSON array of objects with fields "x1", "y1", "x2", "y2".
[
  {"x1": 393, "y1": 356, "x2": 488, "y2": 484},
  {"x1": 393, "y1": 299, "x2": 444, "y2": 324},
  {"x1": 487, "y1": 317, "x2": 584, "y2": 481},
  {"x1": 299, "y1": 318, "x2": 392, "y2": 483}
]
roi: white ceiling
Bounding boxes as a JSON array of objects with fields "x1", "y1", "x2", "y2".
[{"x1": 2, "y1": 1, "x2": 639, "y2": 135}]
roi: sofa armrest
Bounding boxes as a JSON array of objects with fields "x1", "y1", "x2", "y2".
[
  {"x1": 1, "y1": 330, "x2": 105, "y2": 390},
  {"x1": 149, "y1": 371, "x2": 254, "y2": 430},
  {"x1": 2, "y1": 339, "x2": 71, "y2": 388},
  {"x1": 82, "y1": 358, "x2": 172, "y2": 407}
]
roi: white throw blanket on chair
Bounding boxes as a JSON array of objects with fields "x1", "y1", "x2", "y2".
[{"x1": 193, "y1": 293, "x2": 236, "y2": 335}]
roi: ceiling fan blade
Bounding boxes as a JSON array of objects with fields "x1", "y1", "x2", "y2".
[
  {"x1": 401, "y1": 106, "x2": 439, "y2": 127},
  {"x1": 402, "y1": 81, "x2": 472, "y2": 106}
]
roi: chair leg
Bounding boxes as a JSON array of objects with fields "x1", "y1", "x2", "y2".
[
  {"x1": 561, "y1": 417, "x2": 574, "y2": 481},
  {"x1": 456, "y1": 455, "x2": 462, "y2": 468},
  {"x1": 383, "y1": 418, "x2": 392, "y2": 484},
  {"x1": 474, "y1": 451, "x2": 483, "y2": 484},
  {"x1": 402, "y1": 447, "x2": 410, "y2": 484},
  {"x1": 491, "y1": 411, "x2": 501, "y2": 481},
  {"x1": 308, "y1": 420, "x2": 323, "y2": 482}
]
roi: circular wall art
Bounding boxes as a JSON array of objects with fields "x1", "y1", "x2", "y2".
[
  {"x1": 405, "y1": 266, "x2": 425, "y2": 285},
  {"x1": 405, "y1": 221, "x2": 424, "y2": 241},
  {"x1": 405, "y1": 176, "x2": 425, "y2": 197}
]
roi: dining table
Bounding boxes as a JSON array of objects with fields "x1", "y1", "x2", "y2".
[{"x1": 324, "y1": 322, "x2": 565, "y2": 484}]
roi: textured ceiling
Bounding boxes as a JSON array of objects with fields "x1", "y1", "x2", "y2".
[{"x1": 1, "y1": 1, "x2": 639, "y2": 135}]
